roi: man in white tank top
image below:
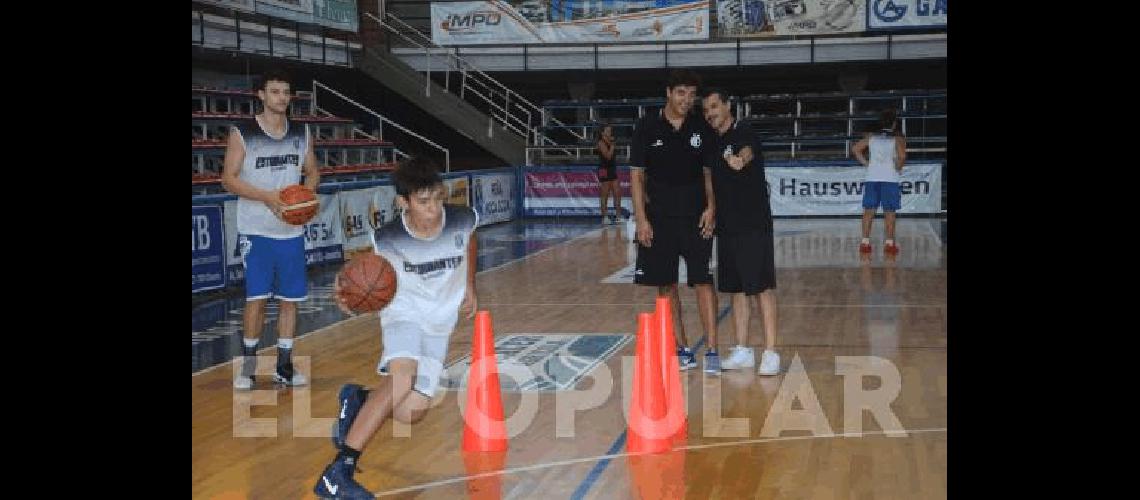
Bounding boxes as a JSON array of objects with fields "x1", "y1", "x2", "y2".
[
  {"x1": 853, "y1": 109, "x2": 907, "y2": 255},
  {"x1": 221, "y1": 69, "x2": 321, "y2": 390}
]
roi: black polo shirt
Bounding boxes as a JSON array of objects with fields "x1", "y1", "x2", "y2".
[
  {"x1": 706, "y1": 119, "x2": 771, "y2": 232},
  {"x1": 630, "y1": 110, "x2": 714, "y2": 218}
]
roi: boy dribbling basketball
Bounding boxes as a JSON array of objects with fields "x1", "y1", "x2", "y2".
[{"x1": 314, "y1": 156, "x2": 479, "y2": 499}]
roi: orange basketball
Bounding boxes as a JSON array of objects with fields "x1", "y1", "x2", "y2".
[
  {"x1": 337, "y1": 253, "x2": 398, "y2": 314},
  {"x1": 279, "y1": 185, "x2": 319, "y2": 225}
]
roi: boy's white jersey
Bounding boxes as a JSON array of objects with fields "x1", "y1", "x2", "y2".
[{"x1": 371, "y1": 205, "x2": 479, "y2": 336}]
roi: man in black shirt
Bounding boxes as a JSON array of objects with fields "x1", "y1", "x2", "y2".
[
  {"x1": 701, "y1": 88, "x2": 781, "y2": 376},
  {"x1": 630, "y1": 69, "x2": 720, "y2": 373}
]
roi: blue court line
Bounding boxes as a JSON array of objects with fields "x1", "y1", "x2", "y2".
[
  {"x1": 569, "y1": 303, "x2": 732, "y2": 500},
  {"x1": 570, "y1": 431, "x2": 627, "y2": 499}
]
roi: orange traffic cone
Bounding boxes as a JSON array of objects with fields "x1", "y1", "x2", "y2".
[
  {"x1": 462, "y1": 311, "x2": 508, "y2": 452},
  {"x1": 462, "y1": 451, "x2": 508, "y2": 500},
  {"x1": 627, "y1": 312, "x2": 671, "y2": 454}
]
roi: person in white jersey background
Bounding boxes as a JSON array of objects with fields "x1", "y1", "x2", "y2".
[
  {"x1": 852, "y1": 109, "x2": 908, "y2": 255},
  {"x1": 314, "y1": 156, "x2": 479, "y2": 499},
  {"x1": 221, "y1": 69, "x2": 320, "y2": 390}
]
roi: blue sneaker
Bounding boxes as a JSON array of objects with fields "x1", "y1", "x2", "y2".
[
  {"x1": 703, "y1": 350, "x2": 721, "y2": 374},
  {"x1": 331, "y1": 384, "x2": 369, "y2": 449},
  {"x1": 314, "y1": 456, "x2": 373, "y2": 499},
  {"x1": 677, "y1": 346, "x2": 698, "y2": 371}
]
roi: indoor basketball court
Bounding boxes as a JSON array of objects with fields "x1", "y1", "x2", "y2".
[
  {"x1": 192, "y1": 218, "x2": 947, "y2": 498},
  {"x1": 192, "y1": 0, "x2": 946, "y2": 497}
]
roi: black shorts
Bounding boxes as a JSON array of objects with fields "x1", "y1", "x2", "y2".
[
  {"x1": 717, "y1": 228, "x2": 776, "y2": 295},
  {"x1": 634, "y1": 215, "x2": 714, "y2": 286},
  {"x1": 598, "y1": 165, "x2": 617, "y2": 182}
]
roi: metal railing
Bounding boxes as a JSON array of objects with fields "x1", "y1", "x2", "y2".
[
  {"x1": 312, "y1": 80, "x2": 449, "y2": 172},
  {"x1": 366, "y1": 11, "x2": 583, "y2": 148},
  {"x1": 760, "y1": 135, "x2": 947, "y2": 160},
  {"x1": 526, "y1": 145, "x2": 631, "y2": 166}
]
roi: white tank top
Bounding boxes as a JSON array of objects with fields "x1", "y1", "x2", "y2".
[
  {"x1": 373, "y1": 205, "x2": 479, "y2": 337},
  {"x1": 866, "y1": 131, "x2": 901, "y2": 183},
  {"x1": 233, "y1": 116, "x2": 310, "y2": 239}
]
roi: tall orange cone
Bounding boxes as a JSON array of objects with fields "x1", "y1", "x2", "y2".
[
  {"x1": 462, "y1": 311, "x2": 508, "y2": 452},
  {"x1": 462, "y1": 451, "x2": 508, "y2": 500},
  {"x1": 627, "y1": 312, "x2": 671, "y2": 454},
  {"x1": 655, "y1": 296, "x2": 688, "y2": 443}
]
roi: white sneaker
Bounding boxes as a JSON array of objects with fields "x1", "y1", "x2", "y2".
[
  {"x1": 233, "y1": 375, "x2": 253, "y2": 390},
  {"x1": 757, "y1": 350, "x2": 780, "y2": 376},
  {"x1": 720, "y1": 346, "x2": 755, "y2": 370}
]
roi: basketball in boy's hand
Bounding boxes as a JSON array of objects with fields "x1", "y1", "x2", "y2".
[
  {"x1": 279, "y1": 185, "x2": 319, "y2": 225},
  {"x1": 336, "y1": 253, "x2": 397, "y2": 314}
]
